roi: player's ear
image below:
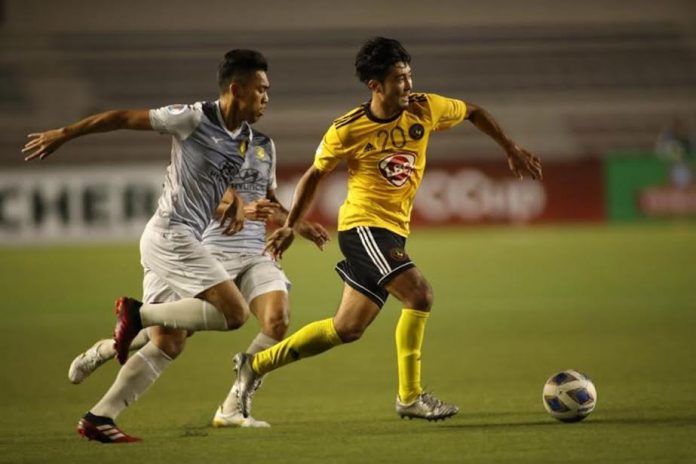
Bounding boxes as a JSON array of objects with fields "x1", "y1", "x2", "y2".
[
  {"x1": 230, "y1": 81, "x2": 243, "y2": 98},
  {"x1": 367, "y1": 79, "x2": 383, "y2": 94}
]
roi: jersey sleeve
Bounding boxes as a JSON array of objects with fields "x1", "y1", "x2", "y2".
[
  {"x1": 268, "y1": 139, "x2": 278, "y2": 190},
  {"x1": 312, "y1": 124, "x2": 347, "y2": 172},
  {"x1": 149, "y1": 103, "x2": 202, "y2": 139},
  {"x1": 428, "y1": 93, "x2": 467, "y2": 131}
]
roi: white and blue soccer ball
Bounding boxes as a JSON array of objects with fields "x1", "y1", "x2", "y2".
[{"x1": 542, "y1": 369, "x2": 597, "y2": 422}]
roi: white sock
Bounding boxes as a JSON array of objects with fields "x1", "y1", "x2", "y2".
[
  {"x1": 94, "y1": 329, "x2": 151, "y2": 361},
  {"x1": 220, "y1": 332, "x2": 279, "y2": 414},
  {"x1": 139, "y1": 298, "x2": 228, "y2": 331},
  {"x1": 246, "y1": 332, "x2": 279, "y2": 355},
  {"x1": 90, "y1": 342, "x2": 172, "y2": 419}
]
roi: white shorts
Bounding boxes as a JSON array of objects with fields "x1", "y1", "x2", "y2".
[
  {"x1": 140, "y1": 219, "x2": 229, "y2": 303},
  {"x1": 210, "y1": 249, "x2": 291, "y2": 303},
  {"x1": 140, "y1": 219, "x2": 290, "y2": 304}
]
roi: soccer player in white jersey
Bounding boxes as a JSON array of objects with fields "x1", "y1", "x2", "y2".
[
  {"x1": 67, "y1": 144, "x2": 329, "y2": 430},
  {"x1": 23, "y1": 49, "x2": 330, "y2": 442}
]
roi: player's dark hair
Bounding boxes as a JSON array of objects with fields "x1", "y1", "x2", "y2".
[
  {"x1": 355, "y1": 37, "x2": 411, "y2": 84},
  {"x1": 217, "y1": 49, "x2": 268, "y2": 92}
]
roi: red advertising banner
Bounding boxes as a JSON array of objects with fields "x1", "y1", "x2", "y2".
[{"x1": 274, "y1": 158, "x2": 605, "y2": 227}]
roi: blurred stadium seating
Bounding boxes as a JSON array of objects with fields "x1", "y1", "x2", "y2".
[{"x1": 2, "y1": 2, "x2": 695, "y2": 166}]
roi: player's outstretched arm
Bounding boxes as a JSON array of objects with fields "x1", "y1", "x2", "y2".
[
  {"x1": 264, "y1": 165, "x2": 329, "y2": 259},
  {"x1": 22, "y1": 109, "x2": 152, "y2": 161},
  {"x1": 466, "y1": 104, "x2": 543, "y2": 180}
]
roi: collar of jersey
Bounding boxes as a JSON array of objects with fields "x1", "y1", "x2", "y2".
[
  {"x1": 214, "y1": 100, "x2": 253, "y2": 140},
  {"x1": 363, "y1": 101, "x2": 403, "y2": 124}
]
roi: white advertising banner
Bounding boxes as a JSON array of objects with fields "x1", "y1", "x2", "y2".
[{"x1": 0, "y1": 165, "x2": 165, "y2": 244}]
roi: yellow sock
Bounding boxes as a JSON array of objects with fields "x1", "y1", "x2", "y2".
[
  {"x1": 396, "y1": 308, "x2": 429, "y2": 404},
  {"x1": 251, "y1": 318, "x2": 342, "y2": 376}
]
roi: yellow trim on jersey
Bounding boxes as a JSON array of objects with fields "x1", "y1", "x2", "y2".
[{"x1": 313, "y1": 93, "x2": 467, "y2": 237}]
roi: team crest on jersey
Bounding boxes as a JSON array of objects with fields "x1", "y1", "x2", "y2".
[
  {"x1": 379, "y1": 152, "x2": 416, "y2": 187},
  {"x1": 255, "y1": 146, "x2": 266, "y2": 159},
  {"x1": 409, "y1": 123, "x2": 424, "y2": 140},
  {"x1": 166, "y1": 104, "x2": 187, "y2": 115},
  {"x1": 390, "y1": 248, "x2": 408, "y2": 261}
]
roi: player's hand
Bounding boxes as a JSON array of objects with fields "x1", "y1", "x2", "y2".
[
  {"x1": 296, "y1": 220, "x2": 330, "y2": 251},
  {"x1": 22, "y1": 129, "x2": 69, "y2": 161},
  {"x1": 505, "y1": 143, "x2": 543, "y2": 180},
  {"x1": 264, "y1": 226, "x2": 295, "y2": 260},
  {"x1": 216, "y1": 188, "x2": 245, "y2": 235},
  {"x1": 244, "y1": 198, "x2": 280, "y2": 221}
]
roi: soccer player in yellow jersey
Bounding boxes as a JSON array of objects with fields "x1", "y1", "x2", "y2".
[{"x1": 233, "y1": 37, "x2": 543, "y2": 421}]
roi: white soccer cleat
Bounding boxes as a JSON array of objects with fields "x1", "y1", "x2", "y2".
[
  {"x1": 211, "y1": 405, "x2": 270, "y2": 428},
  {"x1": 395, "y1": 392, "x2": 460, "y2": 422},
  {"x1": 68, "y1": 340, "x2": 110, "y2": 384},
  {"x1": 232, "y1": 352, "x2": 263, "y2": 418}
]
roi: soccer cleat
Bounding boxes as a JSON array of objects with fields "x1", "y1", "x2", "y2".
[
  {"x1": 232, "y1": 352, "x2": 263, "y2": 418},
  {"x1": 77, "y1": 414, "x2": 141, "y2": 443},
  {"x1": 68, "y1": 340, "x2": 110, "y2": 384},
  {"x1": 211, "y1": 405, "x2": 270, "y2": 428},
  {"x1": 113, "y1": 297, "x2": 143, "y2": 365},
  {"x1": 395, "y1": 392, "x2": 460, "y2": 422}
]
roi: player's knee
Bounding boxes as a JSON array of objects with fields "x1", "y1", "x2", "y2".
[
  {"x1": 153, "y1": 332, "x2": 188, "y2": 358},
  {"x1": 214, "y1": 299, "x2": 250, "y2": 329},
  {"x1": 224, "y1": 310, "x2": 249, "y2": 330},
  {"x1": 334, "y1": 322, "x2": 367, "y2": 343},
  {"x1": 262, "y1": 312, "x2": 289, "y2": 340},
  {"x1": 405, "y1": 281, "x2": 434, "y2": 311}
]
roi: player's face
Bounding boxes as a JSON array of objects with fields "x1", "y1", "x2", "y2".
[
  {"x1": 237, "y1": 70, "x2": 270, "y2": 123},
  {"x1": 382, "y1": 62, "x2": 412, "y2": 110}
]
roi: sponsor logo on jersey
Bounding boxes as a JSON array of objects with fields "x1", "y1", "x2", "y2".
[
  {"x1": 210, "y1": 160, "x2": 241, "y2": 185},
  {"x1": 409, "y1": 123, "x2": 425, "y2": 140},
  {"x1": 238, "y1": 168, "x2": 260, "y2": 183},
  {"x1": 378, "y1": 152, "x2": 416, "y2": 187},
  {"x1": 230, "y1": 168, "x2": 266, "y2": 192},
  {"x1": 255, "y1": 146, "x2": 266, "y2": 159}
]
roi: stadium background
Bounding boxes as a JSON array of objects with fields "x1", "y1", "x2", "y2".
[{"x1": 1, "y1": 1, "x2": 695, "y2": 463}]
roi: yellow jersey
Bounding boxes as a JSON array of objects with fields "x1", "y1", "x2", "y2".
[{"x1": 313, "y1": 92, "x2": 467, "y2": 237}]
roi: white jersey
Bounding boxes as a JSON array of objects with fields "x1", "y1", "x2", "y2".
[
  {"x1": 202, "y1": 133, "x2": 277, "y2": 254},
  {"x1": 149, "y1": 100, "x2": 250, "y2": 238}
]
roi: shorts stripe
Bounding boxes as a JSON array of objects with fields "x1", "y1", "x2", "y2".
[
  {"x1": 335, "y1": 265, "x2": 386, "y2": 306},
  {"x1": 356, "y1": 226, "x2": 391, "y2": 275},
  {"x1": 360, "y1": 227, "x2": 392, "y2": 273},
  {"x1": 376, "y1": 261, "x2": 415, "y2": 286}
]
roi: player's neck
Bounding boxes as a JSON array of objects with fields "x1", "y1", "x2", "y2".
[
  {"x1": 218, "y1": 96, "x2": 247, "y2": 132},
  {"x1": 369, "y1": 97, "x2": 401, "y2": 121}
]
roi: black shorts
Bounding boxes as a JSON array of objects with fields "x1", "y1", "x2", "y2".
[{"x1": 335, "y1": 226, "x2": 415, "y2": 308}]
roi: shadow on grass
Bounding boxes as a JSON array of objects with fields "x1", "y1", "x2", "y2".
[
  {"x1": 441, "y1": 411, "x2": 696, "y2": 429},
  {"x1": 175, "y1": 411, "x2": 696, "y2": 437}
]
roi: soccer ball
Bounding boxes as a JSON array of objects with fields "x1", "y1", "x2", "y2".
[{"x1": 542, "y1": 370, "x2": 597, "y2": 422}]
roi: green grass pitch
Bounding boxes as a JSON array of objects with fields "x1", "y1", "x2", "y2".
[{"x1": 1, "y1": 224, "x2": 695, "y2": 463}]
